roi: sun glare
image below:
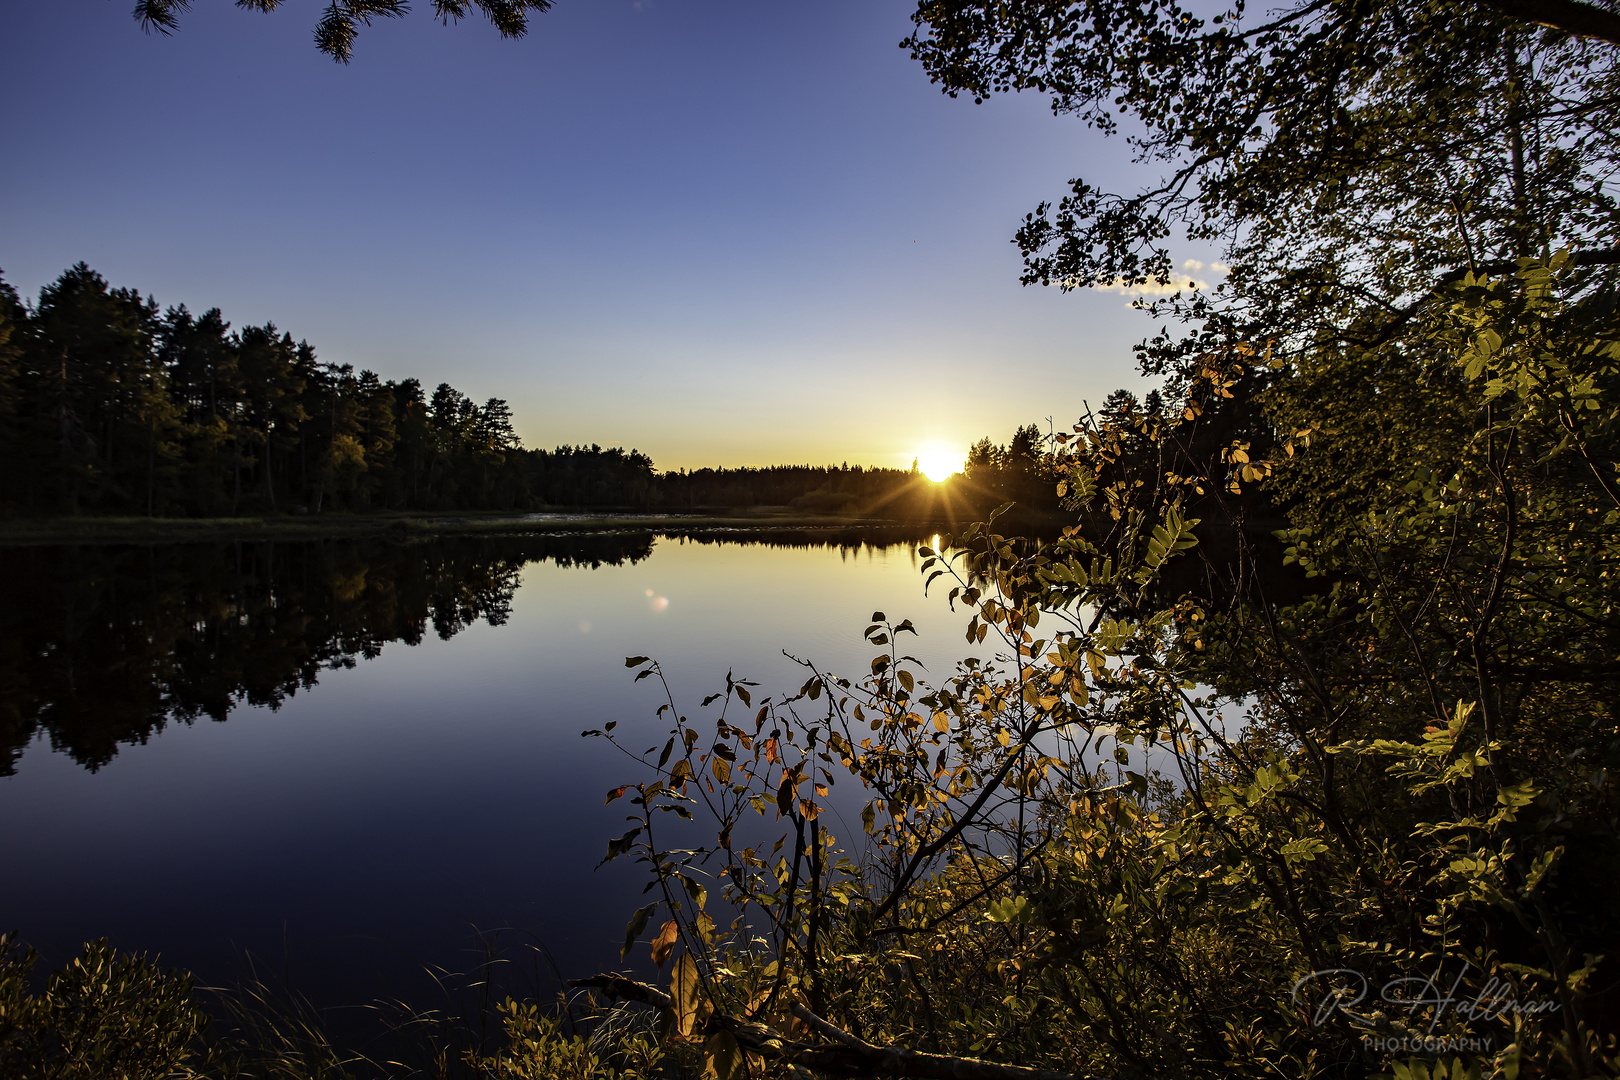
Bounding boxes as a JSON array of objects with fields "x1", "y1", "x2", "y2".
[{"x1": 918, "y1": 447, "x2": 964, "y2": 483}]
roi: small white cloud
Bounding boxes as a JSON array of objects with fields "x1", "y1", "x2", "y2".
[
  {"x1": 1183, "y1": 259, "x2": 1205, "y2": 271},
  {"x1": 1089, "y1": 276, "x2": 1208, "y2": 297},
  {"x1": 1212, "y1": 262, "x2": 1230, "y2": 274}
]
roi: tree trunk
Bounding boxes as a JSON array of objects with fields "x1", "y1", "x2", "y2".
[
  {"x1": 263, "y1": 426, "x2": 277, "y2": 511},
  {"x1": 57, "y1": 355, "x2": 77, "y2": 514}
]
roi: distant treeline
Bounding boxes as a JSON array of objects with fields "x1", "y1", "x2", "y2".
[
  {"x1": 0, "y1": 265, "x2": 527, "y2": 516},
  {"x1": 0, "y1": 264, "x2": 1064, "y2": 521},
  {"x1": 524, "y1": 422, "x2": 1069, "y2": 514},
  {"x1": 523, "y1": 442, "x2": 1066, "y2": 521}
]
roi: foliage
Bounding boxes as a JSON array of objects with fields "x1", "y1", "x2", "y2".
[
  {"x1": 960, "y1": 423, "x2": 1061, "y2": 510},
  {"x1": 1, "y1": 264, "x2": 527, "y2": 518},
  {"x1": 128, "y1": 0, "x2": 555, "y2": 65},
  {"x1": 472, "y1": 998, "x2": 676, "y2": 1080},
  {"x1": 584, "y1": 255, "x2": 1619, "y2": 1080},
  {"x1": 0, "y1": 933, "x2": 211, "y2": 1080},
  {"x1": 906, "y1": 0, "x2": 1620, "y2": 375}
]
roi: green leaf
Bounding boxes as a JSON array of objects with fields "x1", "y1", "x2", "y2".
[
  {"x1": 600, "y1": 827, "x2": 643, "y2": 868},
  {"x1": 620, "y1": 902, "x2": 656, "y2": 961},
  {"x1": 1280, "y1": 837, "x2": 1329, "y2": 863},
  {"x1": 985, "y1": 895, "x2": 1034, "y2": 924}
]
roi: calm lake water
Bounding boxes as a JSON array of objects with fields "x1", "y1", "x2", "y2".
[{"x1": 0, "y1": 526, "x2": 983, "y2": 1032}]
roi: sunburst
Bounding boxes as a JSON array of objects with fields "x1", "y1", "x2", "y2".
[{"x1": 917, "y1": 447, "x2": 963, "y2": 483}]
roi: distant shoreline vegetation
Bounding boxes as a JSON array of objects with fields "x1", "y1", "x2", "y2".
[{"x1": 0, "y1": 264, "x2": 1063, "y2": 525}]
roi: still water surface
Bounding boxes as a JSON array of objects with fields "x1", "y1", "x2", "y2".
[{"x1": 0, "y1": 527, "x2": 978, "y2": 1025}]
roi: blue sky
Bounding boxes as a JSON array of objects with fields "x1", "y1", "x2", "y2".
[{"x1": 2, "y1": 0, "x2": 1182, "y2": 470}]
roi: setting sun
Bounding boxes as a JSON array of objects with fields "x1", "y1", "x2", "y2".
[{"x1": 917, "y1": 446, "x2": 964, "y2": 483}]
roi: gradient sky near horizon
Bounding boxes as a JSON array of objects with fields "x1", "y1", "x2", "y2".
[{"x1": 2, "y1": 0, "x2": 1190, "y2": 471}]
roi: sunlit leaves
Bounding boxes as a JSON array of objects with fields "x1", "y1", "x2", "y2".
[
  {"x1": 983, "y1": 895, "x2": 1035, "y2": 924},
  {"x1": 671, "y1": 953, "x2": 711, "y2": 1040},
  {"x1": 0, "y1": 934, "x2": 211, "y2": 1080}
]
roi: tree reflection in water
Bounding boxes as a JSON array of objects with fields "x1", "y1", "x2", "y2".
[
  {"x1": 0, "y1": 525, "x2": 946, "y2": 777},
  {"x1": 0, "y1": 532, "x2": 662, "y2": 776}
]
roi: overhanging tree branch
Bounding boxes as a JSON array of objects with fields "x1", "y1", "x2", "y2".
[
  {"x1": 1345, "y1": 247, "x2": 1620, "y2": 347},
  {"x1": 1475, "y1": 0, "x2": 1620, "y2": 45}
]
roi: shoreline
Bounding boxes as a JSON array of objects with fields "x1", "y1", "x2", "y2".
[{"x1": 0, "y1": 509, "x2": 977, "y2": 546}]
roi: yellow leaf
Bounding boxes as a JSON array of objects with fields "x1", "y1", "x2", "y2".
[
  {"x1": 672, "y1": 954, "x2": 710, "y2": 1039},
  {"x1": 702, "y1": 1031, "x2": 745, "y2": 1080}
]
